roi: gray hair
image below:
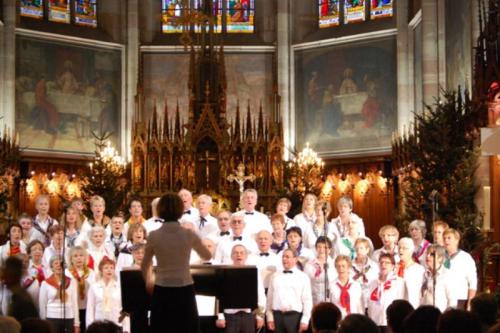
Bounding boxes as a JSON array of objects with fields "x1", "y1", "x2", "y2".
[{"x1": 337, "y1": 196, "x2": 353, "y2": 210}]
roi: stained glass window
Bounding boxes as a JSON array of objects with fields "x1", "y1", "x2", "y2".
[
  {"x1": 226, "y1": 0, "x2": 254, "y2": 33},
  {"x1": 344, "y1": 0, "x2": 365, "y2": 23},
  {"x1": 370, "y1": 0, "x2": 393, "y2": 19},
  {"x1": 20, "y1": 0, "x2": 44, "y2": 19},
  {"x1": 48, "y1": 0, "x2": 70, "y2": 23},
  {"x1": 194, "y1": 0, "x2": 222, "y2": 33},
  {"x1": 75, "y1": 0, "x2": 97, "y2": 27},
  {"x1": 318, "y1": 0, "x2": 340, "y2": 28},
  {"x1": 162, "y1": 0, "x2": 186, "y2": 33}
]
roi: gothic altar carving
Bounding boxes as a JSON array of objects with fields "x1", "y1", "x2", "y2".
[{"x1": 131, "y1": 9, "x2": 284, "y2": 211}]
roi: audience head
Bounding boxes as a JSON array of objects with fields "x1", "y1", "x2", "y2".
[
  {"x1": 231, "y1": 244, "x2": 248, "y2": 266},
  {"x1": 338, "y1": 314, "x2": 378, "y2": 333},
  {"x1": 20, "y1": 318, "x2": 52, "y2": 333},
  {"x1": 408, "y1": 219, "x2": 427, "y2": 243},
  {"x1": 276, "y1": 197, "x2": 291, "y2": 215},
  {"x1": 1, "y1": 256, "x2": 23, "y2": 288},
  {"x1": 336, "y1": 196, "x2": 353, "y2": 217},
  {"x1": 158, "y1": 192, "x2": 184, "y2": 222},
  {"x1": 0, "y1": 316, "x2": 21, "y2": 333},
  {"x1": 432, "y1": 220, "x2": 449, "y2": 246},
  {"x1": 387, "y1": 299, "x2": 414, "y2": 333},
  {"x1": 470, "y1": 293, "x2": 498, "y2": 327},
  {"x1": 379, "y1": 225, "x2": 399, "y2": 248},
  {"x1": 398, "y1": 237, "x2": 415, "y2": 262},
  {"x1": 241, "y1": 189, "x2": 258, "y2": 211},
  {"x1": 178, "y1": 188, "x2": 194, "y2": 210},
  {"x1": 86, "y1": 320, "x2": 122, "y2": 333},
  {"x1": 442, "y1": 228, "x2": 461, "y2": 253},
  {"x1": 311, "y1": 302, "x2": 341, "y2": 333},
  {"x1": 437, "y1": 309, "x2": 481, "y2": 333},
  {"x1": 217, "y1": 210, "x2": 231, "y2": 231},
  {"x1": 403, "y1": 305, "x2": 441, "y2": 333}
]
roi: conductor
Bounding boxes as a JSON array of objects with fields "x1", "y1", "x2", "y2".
[{"x1": 142, "y1": 192, "x2": 212, "y2": 333}]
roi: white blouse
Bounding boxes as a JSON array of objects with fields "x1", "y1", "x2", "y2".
[
  {"x1": 86, "y1": 279, "x2": 130, "y2": 331},
  {"x1": 66, "y1": 268, "x2": 96, "y2": 310},
  {"x1": 303, "y1": 257, "x2": 337, "y2": 305},
  {"x1": 39, "y1": 276, "x2": 79, "y2": 326},
  {"x1": 329, "y1": 278, "x2": 364, "y2": 318}
]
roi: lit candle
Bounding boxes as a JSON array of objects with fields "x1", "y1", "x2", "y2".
[{"x1": 484, "y1": 186, "x2": 491, "y2": 231}]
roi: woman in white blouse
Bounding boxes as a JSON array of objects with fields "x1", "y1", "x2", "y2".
[
  {"x1": 293, "y1": 193, "x2": 318, "y2": 234},
  {"x1": 86, "y1": 257, "x2": 129, "y2": 332},
  {"x1": 396, "y1": 237, "x2": 424, "y2": 308},
  {"x1": 304, "y1": 236, "x2": 337, "y2": 305},
  {"x1": 330, "y1": 255, "x2": 364, "y2": 318},
  {"x1": 39, "y1": 255, "x2": 79, "y2": 333},
  {"x1": 86, "y1": 226, "x2": 115, "y2": 272}
]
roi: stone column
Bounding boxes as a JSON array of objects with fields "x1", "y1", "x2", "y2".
[
  {"x1": 276, "y1": 0, "x2": 292, "y2": 159},
  {"x1": 421, "y1": 0, "x2": 440, "y2": 105},
  {"x1": 1, "y1": 1, "x2": 16, "y2": 131},
  {"x1": 125, "y1": 0, "x2": 140, "y2": 161},
  {"x1": 396, "y1": 0, "x2": 411, "y2": 132}
]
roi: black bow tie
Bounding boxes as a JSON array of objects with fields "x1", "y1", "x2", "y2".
[
  {"x1": 200, "y1": 217, "x2": 206, "y2": 228},
  {"x1": 233, "y1": 236, "x2": 242, "y2": 241},
  {"x1": 245, "y1": 211, "x2": 254, "y2": 215},
  {"x1": 184, "y1": 210, "x2": 191, "y2": 214},
  {"x1": 259, "y1": 253, "x2": 270, "y2": 257},
  {"x1": 220, "y1": 231, "x2": 230, "y2": 236},
  {"x1": 283, "y1": 270, "x2": 293, "y2": 274},
  {"x1": 154, "y1": 219, "x2": 163, "y2": 223}
]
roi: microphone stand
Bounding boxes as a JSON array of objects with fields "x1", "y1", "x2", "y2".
[
  {"x1": 321, "y1": 202, "x2": 330, "y2": 302},
  {"x1": 429, "y1": 190, "x2": 439, "y2": 222},
  {"x1": 60, "y1": 215, "x2": 68, "y2": 333},
  {"x1": 431, "y1": 251, "x2": 437, "y2": 308}
]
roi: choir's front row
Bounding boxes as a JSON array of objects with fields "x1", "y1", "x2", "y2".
[{"x1": 0, "y1": 190, "x2": 478, "y2": 333}]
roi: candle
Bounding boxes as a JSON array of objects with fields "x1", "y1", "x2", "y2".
[{"x1": 484, "y1": 186, "x2": 491, "y2": 231}]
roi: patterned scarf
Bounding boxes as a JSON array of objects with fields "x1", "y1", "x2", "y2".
[
  {"x1": 412, "y1": 240, "x2": 430, "y2": 262},
  {"x1": 45, "y1": 274, "x2": 71, "y2": 302},
  {"x1": 352, "y1": 263, "x2": 371, "y2": 284},
  {"x1": 70, "y1": 267, "x2": 90, "y2": 300},
  {"x1": 271, "y1": 239, "x2": 286, "y2": 254},
  {"x1": 32, "y1": 216, "x2": 55, "y2": 246},
  {"x1": 342, "y1": 238, "x2": 355, "y2": 260},
  {"x1": 336, "y1": 281, "x2": 352, "y2": 314},
  {"x1": 370, "y1": 278, "x2": 394, "y2": 302}
]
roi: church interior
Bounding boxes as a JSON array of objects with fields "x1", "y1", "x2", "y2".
[{"x1": 0, "y1": 0, "x2": 500, "y2": 330}]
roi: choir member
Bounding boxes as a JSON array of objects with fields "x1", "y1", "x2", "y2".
[
  {"x1": 301, "y1": 202, "x2": 332, "y2": 249},
  {"x1": 190, "y1": 238, "x2": 216, "y2": 265},
  {"x1": 255, "y1": 230, "x2": 282, "y2": 290},
  {"x1": 18, "y1": 213, "x2": 43, "y2": 246},
  {"x1": 42, "y1": 225, "x2": 66, "y2": 275},
  {"x1": 366, "y1": 254, "x2": 405, "y2": 332},
  {"x1": 284, "y1": 227, "x2": 315, "y2": 268},
  {"x1": 86, "y1": 226, "x2": 114, "y2": 272},
  {"x1": 70, "y1": 197, "x2": 89, "y2": 227},
  {"x1": 329, "y1": 196, "x2": 365, "y2": 239},
  {"x1": 293, "y1": 193, "x2": 318, "y2": 235},
  {"x1": 18, "y1": 253, "x2": 40, "y2": 308},
  {"x1": 86, "y1": 258, "x2": 129, "y2": 332},
  {"x1": 124, "y1": 198, "x2": 145, "y2": 236},
  {"x1": 67, "y1": 246, "x2": 96, "y2": 332},
  {"x1": 330, "y1": 255, "x2": 364, "y2": 318},
  {"x1": 79, "y1": 196, "x2": 110, "y2": 247},
  {"x1": 432, "y1": 221, "x2": 449, "y2": 246},
  {"x1": 32, "y1": 194, "x2": 59, "y2": 246},
  {"x1": 335, "y1": 219, "x2": 363, "y2": 260},
  {"x1": 238, "y1": 189, "x2": 272, "y2": 240},
  {"x1": 178, "y1": 188, "x2": 200, "y2": 224},
  {"x1": 266, "y1": 248, "x2": 312, "y2": 333},
  {"x1": 0, "y1": 223, "x2": 26, "y2": 266},
  {"x1": 304, "y1": 236, "x2": 337, "y2": 305},
  {"x1": 27, "y1": 240, "x2": 47, "y2": 286},
  {"x1": 213, "y1": 210, "x2": 232, "y2": 245},
  {"x1": 443, "y1": 228, "x2": 477, "y2": 309},
  {"x1": 372, "y1": 225, "x2": 400, "y2": 263},
  {"x1": 195, "y1": 194, "x2": 219, "y2": 238},
  {"x1": 351, "y1": 237, "x2": 378, "y2": 305},
  {"x1": 143, "y1": 197, "x2": 163, "y2": 234},
  {"x1": 396, "y1": 237, "x2": 424, "y2": 308},
  {"x1": 104, "y1": 213, "x2": 127, "y2": 258},
  {"x1": 275, "y1": 197, "x2": 295, "y2": 229},
  {"x1": 39, "y1": 255, "x2": 79, "y2": 333},
  {"x1": 214, "y1": 214, "x2": 258, "y2": 264},
  {"x1": 270, "y1": 213, "x2": 287, "y2": 254},
  {"x1": 408, "y1": 220, "x2": 431, "y2": 266},
  {"x1": 61, "y1": 207, "x2": 82, "y2": 248},
  {"x1": 116, "y1": 223, "x2": 146, "y2": 271},
  {"x1": 420, "y1": 244, "x2": 457, "y2": 312},
  {"x1": 216, "y1": 244, "x2": 266, "y2": 333}
]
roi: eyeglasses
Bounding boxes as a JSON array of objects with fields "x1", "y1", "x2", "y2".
[{"x1": 231, "y1": 220, "x2": 244, "y2": 224}]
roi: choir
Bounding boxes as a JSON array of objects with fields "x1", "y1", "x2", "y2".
[{"x1": 0, "y1": 189, "x2": 479, "y2": 333}]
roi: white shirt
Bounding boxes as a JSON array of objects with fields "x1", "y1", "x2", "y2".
[
  {"x1": 420, "y1": 267, "x2": 457, "y2": 312},
  {"x1": 86, "y1": 279, "x2": 130, "y2": 331},
  {"x1": 300, "y1": 222, "x2": 334, "y2": 250},
  {"x1": 22, "y1": 228, "x2": 44, "y2": 246},
  {"x1": 211, "y1": 230, "x2": 232, "y2": 246},
  {"x1": 446, "y1": 250, "x2": 477, "y2": 300},
  {"x1": 293, "y1": 212, "x2": 317, "y2": 233},
  {"x1": 214, "y1": 235, "x2": 258, "y2": 264},
  {"x1": 372, "y1": 246, "x2": 400, "y2": 264},
  {"x1": 179, "y1": 206, "x2": 200, "y2": 225},
  {"x1": 143, "y1": 217, "x2": 163, "y2": 234},
  {"x1": 39, "y1": 276, "x2": 79, "y2": 325},
  {"x1": 303, "y1": 257, "x2": 337, "y2": 305},
  {"x1": 21, "y1": 274, "x2": 40, "y2": 310},
  {"x1": 366, "y1": 274, "x2": 405, "y2": 326},
  {"x1": 0, "y1": 241, "x2": 27, "y2": 266},
  {"x1": 266, "y1": 267, "x2": 313, "y2": 325},
  {"x1": 87, "y1": 243, "x2": 115, "y2": 272},
  {"x1": 280, "y1": 245, "x2": 315, "y2": 268},
  {"x1": 399, "y1": 262, "x2": 425, "y2": 308},
  {"x1": 253, "y1": 251, "x2": 282, "y2": 289},
  {"x1": 42, "y1": 244, "x2": 66, "y2": 276},
  {"x1": 66, "y1": 268, "x2": 96, "y2": 309},
  {"x1": 329, "y1": 278, "x2": 364, "y2": 318},
  {"x1": 237, "y1": 210, "x2": 272, "y2": 240},
  {"x1": 196, "y1": 214, "x2": 219, "y2": 239},
  {"x1": 351, "y1": 257, "x2": 379, "y2": 305},
  {"x1": 329, "y1": 213, "x2": 365, "y2": 239}
]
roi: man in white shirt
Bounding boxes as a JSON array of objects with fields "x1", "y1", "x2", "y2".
[
  {"x1": 143, "y1": 197, "x2": 163, "y2": 234},
  {"x1": 213, "y1": 210, "x2": 232, "y2": 245},
  {"x1": 443, "y1": 228, "x2": 477, "y2": 309},
  {"x1": 237, "y1": 189, "x2": 272, "y2": 240},
  {"x1": 420, "y1": 244, "x2": 457, "y2": 312},
  {"x1": 214, "y1": 214, "x2": 258, "y2": 264},
  {"x1": 196, "y1": 195, "x2": 219, "y2": 238},
  {"x1": 216, "y1": 244, "x2": 266, "y2": 333},
  {"x1": 254, "y1": 230, "x2": 282, "y2": 290},
  {"x1": 178, "y1": 188, "x2": 200, "y2": 224},
  {"x1": 266, "y1": 248, "x2": 312, "y2": 333}
]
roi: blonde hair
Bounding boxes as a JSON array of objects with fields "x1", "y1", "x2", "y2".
[
  {"x1": 443, "y1": 228, "x2": 461, "y2": 240},
  {"x1": 378, "y1": 225, "x2": 399, "y2": 239},
  {"x1": 433, "y1": 220, "x2": 449, "y2": 230},
  {"x1": 61, "y1": 206, "x2": 83, "y2": 230},
  {"x1": 334, "y1": 254, "x2": 352, "y2": 267},
  {"x1": 68, "y1": 246, "x2": 89, "y2": 269},
  {"x1": 127, "y1": 223, "x2": 147, "y2": 242},
  {"x1": 302, "y1": 193, "x2": 318, "y2": 212},
  {"x1": 89, "y1": 195, "x2": 105, "y2": 208}
]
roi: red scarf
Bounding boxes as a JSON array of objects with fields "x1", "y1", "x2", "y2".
[
  {"x1": 336, "y1": 281, "x2": 351, "y2": 314},
  {"x1": 22, "y1": 276, "x2": 36, "y2": 289},
  {"x1": 34, "y1": 265, "x2": 45, "y2": 284},
  {"x1": 45, "y1": 274, "x2": 71, "y2": 302},
  {"x1": 370, "y1": 279, "x2": 393, "y2": 301},
  {"x1": 412, "y1": 240, "x2": 430, "y2": 262},
  {"x1": 9, "y1": 243, "x2": 21, "y2": 256},
  {"x1": 70, "y1": 267, "x2": 90, "y2": 300},
  {"x1": 397, "y1": 261, "x2": 406, "y2": 278},
  {"x1": 88, "y1": 253, "x2": 110, "y2": 270}
]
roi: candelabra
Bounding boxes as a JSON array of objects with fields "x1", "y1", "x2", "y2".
[{"x1": 287, "y1": 143, "x2": 325, "y2": 197}]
